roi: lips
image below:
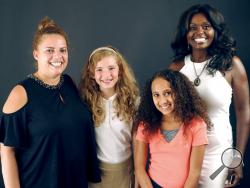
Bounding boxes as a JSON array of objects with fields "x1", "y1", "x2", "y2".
[
  {"x1": 194, "y1": 38, "x2": 207, "y2": 43},
  {"x1": 50, "y1": 61, "x2": 62, "y2": 67},
  {"x1": 101, "y1": 79, "x2": 113, "y2": 84},
  {"x1": 160, "y1": 104, "x2": 171, "y2": 110}
]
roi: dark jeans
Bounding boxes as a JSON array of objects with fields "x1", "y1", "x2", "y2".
[{"x1": 151, "y1": 178, "x2": 162, "y2": 188}]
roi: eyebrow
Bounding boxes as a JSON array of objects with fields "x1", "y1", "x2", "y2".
[
  {"x1": 96, "y1": 65, "x2": 117, "y2": 68},
  {"x1": 190, "y1": 22, "x2": 211, "y2": 25},
  {"x1": 44, "y1": 46, "x2": 67, "y2": 48}
]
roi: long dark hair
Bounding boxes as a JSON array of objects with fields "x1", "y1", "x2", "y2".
[
  {"x1": 133, "y1": 69, "x2": 212, "y2": 135},
  {"x1": 171, "y1": 4, "x2": 236, "y2": 74}
]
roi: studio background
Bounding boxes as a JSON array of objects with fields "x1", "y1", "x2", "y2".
[{"x1": 0, "y1": 0, "x2": 249, "y2": 187}]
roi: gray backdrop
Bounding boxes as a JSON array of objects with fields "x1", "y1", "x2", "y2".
[{"x1": 0, "y1": 0, "x2": 249, "y2": 187}]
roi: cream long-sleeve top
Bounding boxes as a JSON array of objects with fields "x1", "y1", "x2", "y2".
[{"x1": 94, "y1": 94, "x2": 133, "y2": 164}]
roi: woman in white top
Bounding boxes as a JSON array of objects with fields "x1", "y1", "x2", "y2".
[
  {"x1": 79, "y1": 46, "x2": 139, "y2": 188},
  {"x1": 169, "y1": 4, "x2": 249, "y2": 188}
]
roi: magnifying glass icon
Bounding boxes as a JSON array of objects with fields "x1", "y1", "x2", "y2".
[{"x1": 210, "y1": 147, "x2": 243, "y2": 180}]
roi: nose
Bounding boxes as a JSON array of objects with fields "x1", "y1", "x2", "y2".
[
  {"x1": 101, "y1": 69, "x2": 112, "y2": 78},
  {"x1": 159, "y1": 96, "x2": 167, "y2": 105},
  {"x1": 197, "y1": 26, "x2": 205, "y2": 34},
  {"x1": 53, "y1": 50, "x2": 63, "y2": 59}
]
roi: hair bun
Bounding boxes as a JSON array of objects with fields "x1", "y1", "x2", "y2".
[
  {"x1": 38, "y1": 16, "x2": 56, "y2": 31},
  {"x1": 33, "y1": 16, "x2": 68, "y2": 50}
]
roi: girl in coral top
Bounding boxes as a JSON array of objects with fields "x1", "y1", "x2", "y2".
[{"x1": 134, "y1": 69, "x2": 211, "y2": 188}]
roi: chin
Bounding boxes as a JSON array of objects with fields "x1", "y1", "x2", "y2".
[
  {"x1": 100, "y1": 85, "x2": 114, "y2": 90},
  {"x1": 193, "y1": 43, "x2": 210, "y2": 49},
  {"x1": 50, "y1": 71, "x2": 64, "y2": 77}
]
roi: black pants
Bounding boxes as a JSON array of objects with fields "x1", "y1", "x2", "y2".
[{"x1": 151, "y1": 179, "x2": 162, "y2": 188}]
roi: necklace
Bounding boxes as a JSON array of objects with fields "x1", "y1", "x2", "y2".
[
  {"x1": 28, "y1": 74, "x2": 64, "y2": 89},
  {"x1": 192, "y1": 60, "x2": 208, "y2": 86}
]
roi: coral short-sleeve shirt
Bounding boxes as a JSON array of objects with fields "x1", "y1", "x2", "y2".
[{"x1": 136, "y1": 118, "x2": 208, "y2": 188}]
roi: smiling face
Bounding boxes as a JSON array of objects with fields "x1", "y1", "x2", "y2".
[
  {"x1": 187, "y1": 13, "x2": 215, "y2": 51},
  {"x1": 33, "y1": 34, "x2": 68, "y2": 79},
  {"x1": 94, "y1": 55, "x2": 119, "y2": 97},
  {"x1": 151, "y1": 77, "x2": 175, "y2": 117}
]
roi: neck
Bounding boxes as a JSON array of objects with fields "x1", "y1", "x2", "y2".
[
  {"x1": 161, "y1": 116, "x2": 182, "y2": 130},
  {"x1": 101, "y1": 88, "x2": 116, "y2": 100},
  {"x1": 191, "y1": 50, "x2": 209, "y2": 62},
  {"x1": 34, "y1": 72, "x2": 61, "y2": 86}
]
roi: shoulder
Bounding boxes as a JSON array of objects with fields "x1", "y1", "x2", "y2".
[
  {"x1": 3, "y1": 85, "x2": 28, "y2": 114},
  {"x1": 63, "y1": 74, "x2": 78, "y2": 88},
  {"x1": 188, "y1": 118, "x2": 206, "y2": 131},
  {"x1": 63, "y1": 74, "x2": 74, "y2": 83},
  {"x1": 231, "y1": 56, "x2": 247, "y2": 75},
  {"x1": 168, "y1": 59, "x2": 185, "y2": 71},
  {"x1": 229, "y1": 56, "x2": 248, "y2": 85}
]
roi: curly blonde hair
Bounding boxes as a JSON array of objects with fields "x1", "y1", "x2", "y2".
[{"x1": 79, "y1": 46, "x2": 139, "y2": 126}]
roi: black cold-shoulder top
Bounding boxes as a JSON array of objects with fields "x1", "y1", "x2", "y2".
[{"x1": 0, "y1": 74, "x2": 101, "y2": 188}]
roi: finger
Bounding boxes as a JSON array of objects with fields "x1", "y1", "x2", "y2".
[
  {"x1": 224, "y1": 181, "x2": 238, "y2": 188},
  {"x1": 224, "y1": 184, "x2": 234, "y2": 188},
  {"x1": 224, "y1": 174, "x2": 241, "y2": 187},
  {"x1": 232, "y1": 174, "x2": 240, "y2": 184}
]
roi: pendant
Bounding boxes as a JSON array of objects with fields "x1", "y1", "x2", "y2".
[{"x1": 194, "y1": 77, "x2": 200, "y2": 86}]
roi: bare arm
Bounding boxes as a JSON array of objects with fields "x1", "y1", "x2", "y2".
[
  {"x1": 132, "y1": 133, "x2": 140, "y2": 188},
  {"x1": 225, "y1": 56, "x2": 250, "y2": 187},
  {"x1": 1, "y1": 85, "x2": 27, "y2": 188},
  {"x1": 134, "y1": 140, "x2": 153, "y2": 188},
  {"x1": 184, "y1": 145, "x2": 206, "y2": 188},
  {"x1": 1, "y1": 145, "x2": 20, "y2": 188},
  {"x1": 231, "y1": 56, "x2": 250, "y2": 155}
]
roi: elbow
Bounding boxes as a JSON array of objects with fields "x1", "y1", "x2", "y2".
[
  {"x1": 187, "y1": 168, "x2": 202, "y2": 180},
  {"x1": 187, "y1": 170, "x2": 201, "y2": 183}
]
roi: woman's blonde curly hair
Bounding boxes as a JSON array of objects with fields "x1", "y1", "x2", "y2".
[{"x1": 79, "y1": 46, "x2": 139, "y2": 126}]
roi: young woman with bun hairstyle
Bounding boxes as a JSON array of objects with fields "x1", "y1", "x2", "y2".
[{"x1": 0, "y1": 17, "x2": 100, "y2": 188}]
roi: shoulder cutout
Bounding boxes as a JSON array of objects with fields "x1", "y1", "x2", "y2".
[{"x1": 2, "y1": 85, "x2": 28, "y2": 114}]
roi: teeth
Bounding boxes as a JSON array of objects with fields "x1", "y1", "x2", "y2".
[
  {"x1": 194, "y1": 38, "x2": 206, "y2": 43},
  {"x1": 50, "y1": 62, "x2": 62, "y2": 67},
  {"x1": 102, "y1": 80, "x2": 112, "y2": 84},
  {"x1": 161, "y1": 105, "x2": 169, "y2": 109}
]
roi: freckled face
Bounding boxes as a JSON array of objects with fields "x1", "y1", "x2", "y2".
[
  {"x1": 187, "y1": 13, "x2": 215, "y2": 50},
  {"x1": 151, "y1": 77, "x2": 175, "y2": 117},
  {"x1": 94, "y1": 55, "x2": 119, "y2": 95}
]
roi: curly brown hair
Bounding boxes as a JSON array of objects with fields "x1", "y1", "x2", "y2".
[
  {"x1": 133, "y1": 69, "x2": 212, "y2": 135},
  {"x1": 79, "y1": 46, "x2": 139, "y2": 126}
]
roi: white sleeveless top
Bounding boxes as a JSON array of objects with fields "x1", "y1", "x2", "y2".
[
  {"x1": 94, "y1": 94, "x2": 132, "y2": 164},
  {"x1": 181, "y1": 55, "x2": 233, "y2": 150}
]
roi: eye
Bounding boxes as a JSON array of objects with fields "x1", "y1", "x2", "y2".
[
  {"x1": 164, "y1": 91, "x2": 172, "y2": 96},
  {"x1": 152, "y1": 93, "x2": 159, "y2": 98},
  {"x1": 108, "y1": 67, "x2": 116, "y2": 71},
  {"x1": 189, "y1": 25, "x2": 197, "y2": 31},
  {"x1": 202, "y1": 24, "x2": 212, "y2": 30},
  {"x1": 95, "y1": 68, "x2": 102, "y2": 72},
  {"x1": 46, "y1": 48, "x2": 54, "y2": 54},
  {"x1": 60, "y1": 48, "x2": 68, "y2": 54}
]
